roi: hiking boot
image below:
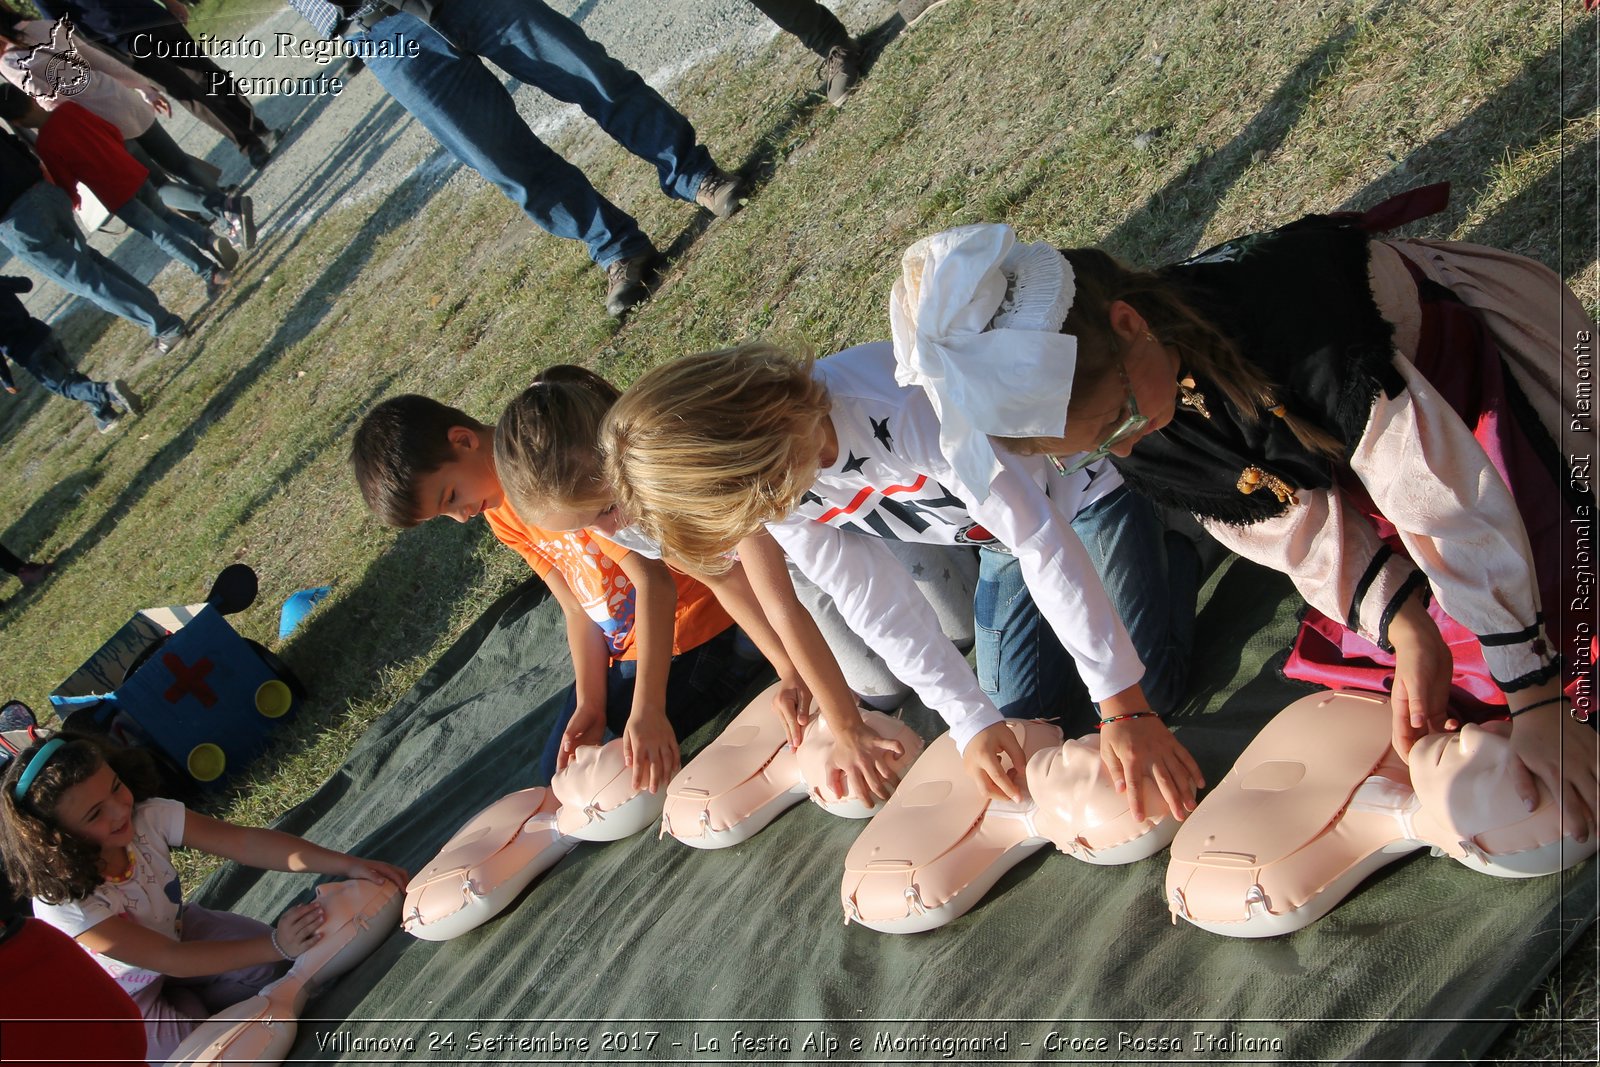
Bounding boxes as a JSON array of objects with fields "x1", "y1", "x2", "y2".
[
  {"x1": 155, "y1": 322, "x2": 186, "y2": 354},
  {"x1": 604, "y1": 252, "x2": 656, "y2": 317},
  {"x1": 206, "y1": 268, "x2": 233, "y2": 301},
  {"x1": 898, "y1": 0, "x2": 954, "y2": 26},
  {"x1": 211, "y1": 234, "x2": 239, "y2": 271},
  {"x1": 106, "y1": 378, "x2": 143, "y2": 417},
  {"x1": 821, "y1": 42, "x2": 862, "y2": 106},
  {"x1": 694, "y1": 170, "x2": 747, "y2": 219},
  {"x1": 223, "y1": 194, "x2": 257, "y2": 249},
  {"x1": 15, "y1": 561, "x2": 52, "y2": 585}
]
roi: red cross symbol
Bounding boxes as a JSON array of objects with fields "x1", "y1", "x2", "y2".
[{"x1": 162, "y1": 653, "x2": 218, "y2": 708}]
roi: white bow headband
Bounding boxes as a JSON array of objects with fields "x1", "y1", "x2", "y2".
[{"x1": 889, "y1": 223, "x2": 1077, "y2": 502}]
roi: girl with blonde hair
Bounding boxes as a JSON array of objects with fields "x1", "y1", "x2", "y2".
[{"x1": 605, "y1": 264, "x2": 1203, "y2": 817}]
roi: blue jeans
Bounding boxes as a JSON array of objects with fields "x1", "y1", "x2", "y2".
[
  {"x1": 974, "y1": 486, "x2": 1197, "y2": 731},
  {"x1": 536, "y1": 628, "x2": 758, "y2": 781},
  {"x1": 114, "y1": 184, "x2": 216, "y2": 277},
  {"x1": 356, "y1": 0, "x2": 718, "y2": 268},
  {"x1": 0, "y1": 182, "x2": 182, "y2": 339},
  {"x1": 7, "y1": 334, "x2": 116, "y2": 423},
  {"x1": 745, "y1": 0, "x2": 852, "y2": 56}
]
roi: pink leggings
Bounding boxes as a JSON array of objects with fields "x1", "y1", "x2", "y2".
[{"x1": 133, "y1": 905, "x2": 289, "y2": 1064}]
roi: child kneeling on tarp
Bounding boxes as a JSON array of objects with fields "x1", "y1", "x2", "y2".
[{"x1": 351, "y1": 378, "x2": 770, "y2": 792}]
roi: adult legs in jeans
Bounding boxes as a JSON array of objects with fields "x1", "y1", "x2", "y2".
[
  {"x1": 435, "y1": 0, "x2": 719, "y2": 204},
  {"x1": 0, "y1": 183, "x2": 183, "y2": 338},
  {"x1": 130, "y1": 123, "x2": 227, "y2": 208},
  {"x1": 137, "y1": 905, "x2": 288, "y2": 1063},
  {"x1": 537, "y1": 630, "x2": 758, "y2": 780},
  {"x1": 974, "y1": 486, "x2": 1198, "y2": 731},
  {"x1": 113, "y1": 184, "x2": 218, "y2": 277},
  {"x1": 7, "y1": 335, "x2": 117, "y2": 422},
  {"x1": 364, "y1": 1, "x2": 728, "y2": 267},
  {"x1": 744, "y1": 0, "x2": 852, "y2": 57},
  {"x1": 361, "y1": 12, "x2": 652, "y2": 269}
]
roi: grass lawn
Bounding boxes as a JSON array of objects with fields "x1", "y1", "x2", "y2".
[{"x1": 0, "y1": 0, "x2": 1593, "y2": 1059}]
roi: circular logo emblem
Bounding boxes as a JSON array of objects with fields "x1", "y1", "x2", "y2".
[{"x1": 42, "y1": 50, "x2": 91, "y2": 98}]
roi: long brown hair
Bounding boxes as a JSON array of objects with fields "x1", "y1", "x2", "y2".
[
  {"x1": 1004, "y1": 247, "x2": 1344, "y2": 459},
  {"x1": 0, "y1": 735, "x2": 158, "y2": 904},
  {"x1": 494, "y1": 365, "x2": 622, "y2": 522}
]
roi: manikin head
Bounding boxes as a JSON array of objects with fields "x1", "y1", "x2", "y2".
[
  {"x1": 1409, "y1": 719, "x2": 1597, "y2": 870},
  {"x1": 552, "y1": 740, "x2": 665, "y2": 842},
  {"x1": 1028, "y1": 735, "x2": 1173, "y2": 861}
]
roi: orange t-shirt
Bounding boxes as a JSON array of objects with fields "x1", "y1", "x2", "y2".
[{"x1": 484, "y1": 502, "x2": 731, "y2": 662}]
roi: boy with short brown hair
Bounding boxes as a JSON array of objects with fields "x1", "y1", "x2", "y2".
[{"x1": 351, "y1": 385, "x2": 766, "y2": 791}]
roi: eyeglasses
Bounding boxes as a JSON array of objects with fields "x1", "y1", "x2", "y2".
[{"x1": 1050, "y1": 357, "x2": 1149, "y2": 476}]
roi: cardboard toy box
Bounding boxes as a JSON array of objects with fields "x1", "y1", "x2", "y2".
[{"x1": 50, "y1": 603, "x2": 297, "y2": 788}]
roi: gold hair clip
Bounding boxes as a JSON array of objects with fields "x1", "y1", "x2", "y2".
[{"x1": 1236, "y1": 466, "x2": 1299, "y2": 505}]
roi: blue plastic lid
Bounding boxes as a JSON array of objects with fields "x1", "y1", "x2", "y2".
[{"x1": 278, "y1": 586, "x2": 332, "y2": 640}]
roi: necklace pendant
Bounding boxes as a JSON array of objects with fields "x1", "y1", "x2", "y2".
[{"x1": 1178, "y1": 376, "x2": 1211, "y2": 419}]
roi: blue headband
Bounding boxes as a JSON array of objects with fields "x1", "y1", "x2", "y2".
[{"x1": 12, "y1": 738, "x2": 65, "y2": 799}]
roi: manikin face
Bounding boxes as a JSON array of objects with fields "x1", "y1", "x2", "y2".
[
  {"x1": 1409, "y1": 720, "x2": 1534, "y2": 836},
  {"x1": 53, "y1": 762, "x2": 135, "y2": 854},
  {"x1": 1033, "y1": 736, "x2": 1163, "y2": 832},
  {"x1": 411, "y1": 426, "x2": 504, "y2": 524}
]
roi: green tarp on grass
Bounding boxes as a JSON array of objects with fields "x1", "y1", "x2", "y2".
[{"x1": 196, "y1": 556, "x2": 1595, "y2": 1063}]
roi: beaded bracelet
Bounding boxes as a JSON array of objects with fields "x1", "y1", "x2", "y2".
[
  {"x1": 1095, "y1": 711, "x2": 1159, "y2": 730},
  {"x1": 1508, "y1": 695, "x2": 1566, "y2": 719},
  {"x1": 269, "y1": 928, "x2": 294, "y2": 961}
]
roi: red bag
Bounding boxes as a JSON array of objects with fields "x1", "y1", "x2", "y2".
[{"x1": 0, "y1": 917, "x2": 148, "y2": 1066}]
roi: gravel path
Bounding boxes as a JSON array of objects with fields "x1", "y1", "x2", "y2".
[{"x1": 15, "y1": 0, "x2": 892, "y2": 323}]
